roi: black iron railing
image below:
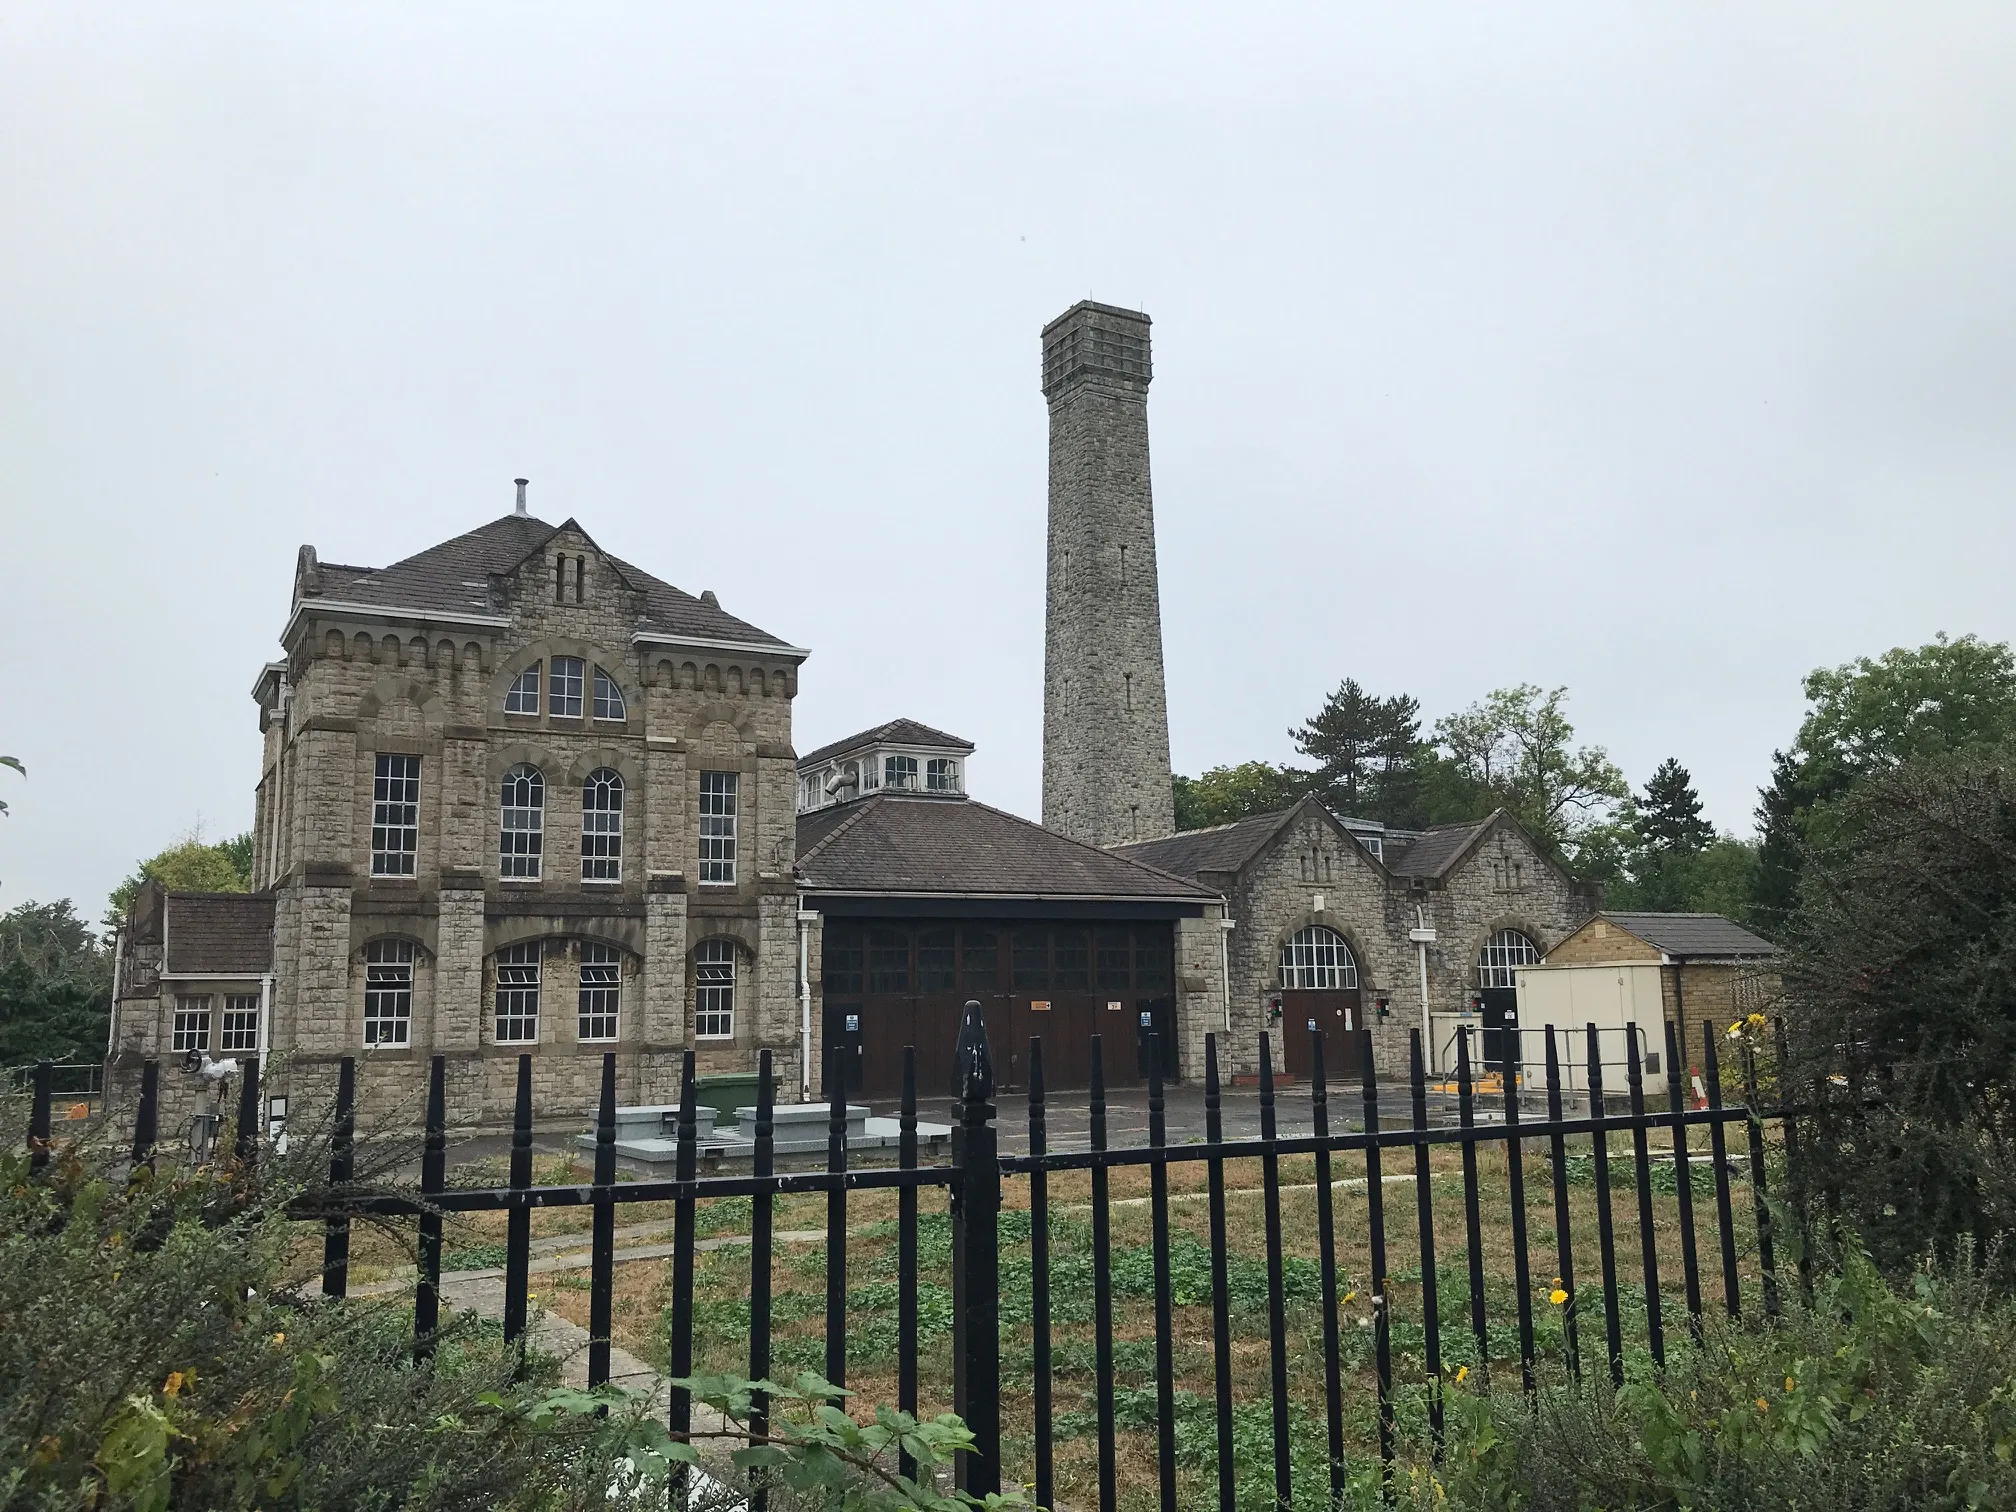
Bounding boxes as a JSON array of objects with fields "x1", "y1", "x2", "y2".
[{"x1": 30, "y1": 1004, "x2": 1798, "y2": 1509}]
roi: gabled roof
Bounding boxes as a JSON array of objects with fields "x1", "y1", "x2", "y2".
[
  {"x1": 1384, "y1": 815, "x2": 1500, "y2": 879},
  {"x1": 163, "y1": 892, "x2": 275, "y2": 975},
  {"x1": 798, "y1": 718, "x2": 975, "y2": 770},
  {"x1": 796, "y1": 794, "x2": 1217, "y2": 901},
  {"x1": 1109, "y1": 806, "x2": 1303, "y2": 877},
  {"x1": 297, "y1": 513, "x2": 795, "y2": 651},
  {"x1": 1596, "y1": 913, "x2": 1777, "y2": 959}
]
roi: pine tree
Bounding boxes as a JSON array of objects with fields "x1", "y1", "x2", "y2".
[
  {"x1": 1634, "y1": 758, "x2": 1714, "y2": 855},
  {"x1": 1289, "y1": 679, "x2": 1422, "y2": 820}
]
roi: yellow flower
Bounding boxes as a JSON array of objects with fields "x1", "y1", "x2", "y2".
[
  {"x1": 162, "y1": 1372, "x2": 186, "y2": 1400},
  {"x1": 271, "y1": 1332, "x2": 286, "y2": 1345},
  {"x1": 1454, "y1": 1366, "x2": 1469, "y2": 1384},
  {"x1": 1747, "y1": 1013, "x2": 1767, "y2": 1030},
  {"x1": 1550, "y1": 1288, "x2": 1569, "y2": 1306},
  {"x1": 1342, "y1": 1291, "x2": 1356, "y2": 1305},
  {"x1": 1727, "y1": 1021, "x2": 1744, "y2": 1039},
  {"x1": 1784, "y1": 1376, "x2": 1796, "y2": 1392},
  {"x1": 1755, "y1": 1397, "x2": 1769, "y2": 1414}
]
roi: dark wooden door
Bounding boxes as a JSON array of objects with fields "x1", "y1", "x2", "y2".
[
  {"x1": 1478, "y1": 987, "x2": 1521, "y2": 1073},
  {"x1": 1281, "y1": 989, "x2": 1365, "y2": 1081}
]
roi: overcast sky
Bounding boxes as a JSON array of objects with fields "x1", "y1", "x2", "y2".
[{"x1": 5, "y1": 5, "x2": 2015, "y2": 917}]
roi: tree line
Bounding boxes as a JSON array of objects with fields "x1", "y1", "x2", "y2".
[{"x1": 1173, "y1": 633, "x2": 2016, "y2": 931}]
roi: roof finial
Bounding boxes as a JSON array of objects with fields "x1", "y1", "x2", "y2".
[{"x1": 514, "y1": 478, "x2": 529, "y2": 516}]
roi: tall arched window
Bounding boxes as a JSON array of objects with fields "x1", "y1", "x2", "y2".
[
  {"x1": 1476, "y1": 928, "x2": 1540, "y2": 988},
  {"x1": 582, "y1": 768, "x2": 624, "y2": 881},
  {"x1": 695, "y1": 938, "x2": 736, "y2": 1039},
  {"x1": 499, "y1": 764, "x2": 545, "y2": 879},
  {"x1": 1279, "y1": 926, "x2": 1359, "y2": 990}
]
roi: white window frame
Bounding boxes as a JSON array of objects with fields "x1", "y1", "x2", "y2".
[
  {"x1": 884, "y1": 754, "x2": 919, "y2": 790},
  {"x1": 592, "y1": 666, "x2": 627, "y2": 722},
  {"x1": 220, "y1": 994, "x2": 261, "y2": 1053},
  {"x1": 173, "y1": 994, "x2": 212, "y2": 1053},
  {"x1": 494, "y1": 941, "x2": 542, "y2": 1044},
  {"x1": 926, "y1": 757, "x2": 960, "y2": 793},
  {"x1": 1476, "y1": 929, "x2": 1540, "y2": 989},
  {"x1": 371, "y1": 753, "x2": 421, "y2": 876},
  {"x1": 581, "y1": 767, "x2": 624, "y2": 881},
  {"x1": 699, "y1": 770, "x2": 738, "y2": 884},
  {"x1": 364, "y1": 938, "x2": 415, "y2": 1047},
  {"x1": 694, "y1": 938, "x2": 735, "y2": 1039},
  {"x1": 504, "y1": 662, "x2": 541, "y2": 715},
  {"x1": 1279, "y1": 926, "x2": 1359, "y2": 990},
  {"x1": 578, "y1": 941, "x2": 621, "y2": 1041},
  {"x1": 499, "y1": 764, "x2": 545, "y2": 880},
  {"x1": 549, "y1": 657, "x2": 584, "y2": 718}
]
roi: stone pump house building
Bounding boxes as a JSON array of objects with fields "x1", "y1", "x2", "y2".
[
  {"x1": 1113, "y1": 797, "x2": 1598, "y2": 1081},
  {"x1": 111, "y1": 489, "x2": 813, "y2": 1133}
]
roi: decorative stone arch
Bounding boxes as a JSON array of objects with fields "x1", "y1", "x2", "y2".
[
  {"x1": 357, "y1": 673, "x2": 449, "y2": 730},
  {"x1": 486, "y1": 919, "x2": 566, "y2": 957},
  {"x1": 564, "y1": 745, "x2": 642, "y2": 788},
  {"x1": 685, "y1": 703, "x2": 756, "y2": 744},
  {"x1": 488, "y1": 635, "x2": 633, "y2": 713},
  {"x1": 350, "y1": 630, "x2": 374, "y2": 662},
  {"x1": 486, "y1": 740, "x2": 558, "y2": 784},
  {"x1": 1466, "y1": 916, "x2": 1547, "y2": 992},
  {"x1": 680, "y1": 660, "x2": 700, "y2": 690},
  {"x1": 750, "y1": 666, "x2": 767, "y2": 697},
  {"x1": 1271, "y1": 917, "x2": 1378, "y2": 994}
]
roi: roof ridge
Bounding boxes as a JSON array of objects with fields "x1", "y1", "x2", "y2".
[
  {"x1": 958, "y1": 798, "x2": 1219, "y2": 894},
  {"x1": 794, "y1": 794, "x2": 887, "y2": 868}
]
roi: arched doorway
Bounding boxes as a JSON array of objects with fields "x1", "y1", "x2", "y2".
[
  {"x1": 1278, "y1": 926, "x2": 1366, "y2": 1081},
  {"x1": 1475, "y1": 928, "x2": 1539, "y2": 1074}
]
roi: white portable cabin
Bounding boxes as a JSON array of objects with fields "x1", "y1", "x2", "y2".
[{"x1": 1513, "y1": 961, "x2": 1671, "y2": 1101}]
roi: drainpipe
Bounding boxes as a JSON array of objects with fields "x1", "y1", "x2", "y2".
[
  {"x1": 105, "y1": 927, "x2": 123, "y2": 1059},
  {"x1": 257, "y1": 972, "x2": 274, "y2": 1061},
  {"x1": 796, "y1": 903, "x2": 819, "y2": 1101},
  {"x1": 1670, "y1": 954, "x2": 1687, "y2": 1062},
  {"x1": 1216, "y1": 916, "x2": 1236, "y2": 1032},
  {"x1": 1409, "y1": 904, "x2": 1437, "y2": 1070}
]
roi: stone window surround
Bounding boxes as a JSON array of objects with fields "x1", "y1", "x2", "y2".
[
  {"x1": 491, "y1": 639, "x2": 639, "y2": 736},
  {"x1": 487, "y1": 745, "x2": 644, "y2": 889}
]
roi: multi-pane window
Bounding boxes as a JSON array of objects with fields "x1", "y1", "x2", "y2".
[
  {"x1": 173, "y1": 995, "x2": 212, "y2": 1053},
  {"x1": 926, "y1": 758, "x2": 960, "y2": 793},
  {"x1": 220, "y1": 994, "x2": 260, "y2": 1052},
  {"x1": 884, "y1": 754, "x2": 919, "y2": 790},
  {"x1": 592, "y1": 667, "x2": 627, "y2": 721},
  {"x1": 494, "y1": 942, "x2": 542, "y2": 1043},
  {"x1": 364, "y1": 939, "x2": 415, "y2": 1047},
  {"x1": 960, "y1": 929, "x2": 999, "y2": 991},
  {"x1": 371, "y1": 753, "x2": 421, "y2": 876},
  {"x1": 549, "y1": 657, "x2": 584, "y2": 717},
  {"x1": 917, "y1": 928, "x2": 956, "y2": 992},
  {"x1": 1011, "y1": 930, "x2": 1048, "y2": 991},
  {"x1": 1052, "y1": 929, "x2": 1090, "y2": 990},
  {"x1": 578, "y1": 941, "x2": 620, "y2": 1041},
  {"x1": 1476, "y1": 929, "x2": 1540, "y2": 989},
  {"x1": 499, "y1": 764, "x2": 545, "y2": 880},
  {"x1": 699, "y1": 771, "x2": 738, "y2": 884},
  {"x1": 505, "y1": 663, "x2": 542, "y2": 714},
  {"x1": 581, "y1": 768, "x2": 623, "y2": 880},
  {"x1": 1280, "y1": 926, "x2": 1359, "y2": 990},
  {"x1": 1096, "y1": 928, "x2": 1132, "y2": 991},
  {"x1": 868, "y1": 928, "x2": 910, "y2": 993},
  {"x1": 694, "y1": 938, "x2": 736, "y2": 1038}
]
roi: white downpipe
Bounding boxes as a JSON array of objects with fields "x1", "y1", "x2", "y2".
[
  {"x1": 257, "y1": 972, "x2": 274, "y2": 1061},
  {"x1": 1415, "y1": 906, "x2": 1433, "y2": 1069},
  {"x1": 796, "y1": 903, "x2": 815, "y2": 1101},
  {"x1": 1217, "y1": 919, "x2": 1235, "y2": 1032},
  {"x1": 105, "y1": 927, "x2": 123, "y2": 1058}
]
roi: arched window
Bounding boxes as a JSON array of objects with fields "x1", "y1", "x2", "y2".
[
  {"x1": 499, "y1": 764, "x2": 545, "y2": 879},
  {"x1": 1280, "y1": 926, "x2": 1359, "y2": 990},
  {"x1": 695, "y1": 938, "x2": 736, "y2": 1039},
  {"x1": 505, "y1": 663, "x2": 541, "y2": 714},
  {"x1": 364, "y1": 939, "x2": 415, "y2": 1046},
  {"x1": 1476, "y1": 929, "x2": 1540, "y2": 988},
  {"x1": 494, "y1": 941, "x2": 542, "y2": 1043},
  {"x1": 592, "y1": 666, "x2": 627, "y2": 721},
  {"x1": 582, "y1": 768, "x2": 624, "y2": 881}
]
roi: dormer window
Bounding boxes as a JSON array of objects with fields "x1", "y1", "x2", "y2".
[
  {"x1": 505, "y1": 663, "x2": 541, "y2": 715},
  {"x1": 593, "y1": 666, "x2": 627, "y2": 721},
  {"x1": 861, "y1": 759, "x2": 881, "y2": 792},
  {"x1": 884, "y1": 755, "x2": 919, "y2": 790},
  {"x1": 549, "y1": 657, "x2": 584, "y2": 717},
  {"x1": 927, "y1": 758, "x2": 960, "y2": 793}
]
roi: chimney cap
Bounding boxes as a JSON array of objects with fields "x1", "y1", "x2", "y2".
[{"x1": 513, "y1": 478, "x2": 529, "y2": 516}]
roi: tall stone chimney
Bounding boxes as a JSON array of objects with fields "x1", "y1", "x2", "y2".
[{"x1": 1040, "y1": 301, "x2": 1176, "y2": 848}]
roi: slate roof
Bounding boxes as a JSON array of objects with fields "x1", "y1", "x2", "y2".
[
  {"x1": 1597, "y1": 913, "x2": 1778, "y2": 960},
  {"x1": 1384, "y1": 815, "x2": 1500, "y2": 879},
  {"x1": 796, "y1": 795, "x2": 1218, "y2": 900},
  {"x1": 302, "y1": 514, "x2": 795, "y2": 650},
  {"x1": 798, "y1": 718, "x2": 975, "y2": 770},
  {"x1": 1109, "y1": 807, "x2": 1302, "y2": 878},
  {"x1": 163, "y1": 892, "x2": 275, "y2": 975}
]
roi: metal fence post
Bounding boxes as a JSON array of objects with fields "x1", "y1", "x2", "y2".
[
  {"x1": 234, "y1": 1054, "x2": 262, "y2": 1166},
  {"x1": 28, "y1": 1060, "x2": 51, "y2": 1175},
  {"x1": 950, "y1": 999, "x2": 1000, "y2": 1497},
  {"x1": 322, "y1": 1058, "x2": 355, "y2": 1298},
  {"x1": 130, "y1": 1060, "x2": 160, "y2": 1176}
]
